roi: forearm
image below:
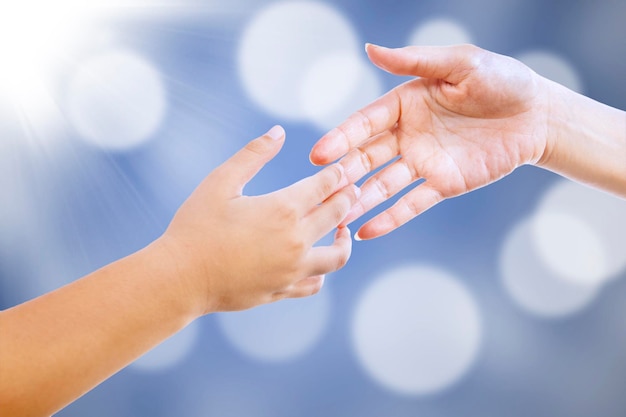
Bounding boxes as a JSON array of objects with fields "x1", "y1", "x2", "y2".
[
  {"x1": 538, "y1": 76, "x2": 626, "y2": 197},
  {"x1": 0, "y1": 126, "x2": 356, "y2": 416},
  {"x1": 0, "y1": 239, "x2": 198, "y2": 417}
]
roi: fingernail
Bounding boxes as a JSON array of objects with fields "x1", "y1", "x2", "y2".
[
  {"x1": 354, "y1": 232, "x2": 362, "y2": 241},
  {"x1": 353, "y1": 185, "x2": 361, "y2": 199},
  {"x1": 366, "y1": 43, "x2": 385, "y2": 51},
  {"x1": 267, "y1": 125, "x2": 285, "y2": 141}
]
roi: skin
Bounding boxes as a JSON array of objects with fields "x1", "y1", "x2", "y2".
[
  {"x1": 0, "y1": 126, "x2": 359, "y2": 417},
  {"x1": 310, "y1": 44, "x2": 626, "y2": 240}
]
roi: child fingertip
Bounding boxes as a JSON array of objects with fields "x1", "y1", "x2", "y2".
[{"x1": 266, "y1": 125, "x2": 285, "y2": 141}]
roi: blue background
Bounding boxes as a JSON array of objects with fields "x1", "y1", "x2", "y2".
[{"x1": 1, "y1": 1, "x2": 625, "y2": 416}]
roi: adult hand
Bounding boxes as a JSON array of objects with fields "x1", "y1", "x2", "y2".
[
  {"x1": 310, "y1": 44, "x2": 549, "y2": 240},
  {"x1": 162, "y1": 126, "x2": 359, "y2": 314}
]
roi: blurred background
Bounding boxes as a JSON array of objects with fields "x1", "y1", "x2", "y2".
[{"x1": 1, "y1": 0, "x2": 625, "y2": 416}]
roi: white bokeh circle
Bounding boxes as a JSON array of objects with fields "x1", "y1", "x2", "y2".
[
  {"x1": 300, "y1": 51, "x2": 383, "y2": 130},
  {"x1": 67, "y1": 49, "x2": 166, "y2": 150},
  {"x1": 534, "y1": 179, "x2": 626, "y2": 281},
  {"x1": 352, "y1": 265, "x2": 482, "y2": 395},
  {"x1": 531, "y1": 211, "x2": 608, "y2": 286},
  {"x1": 217, "y1": 289, "x2": 330, "y2": 362},
  {"x1": 516, "y1": 50, "x2": 583, "y2": 93},
  {"x1": 237, "y1": 1, "x2": 362, "y2": 121},
  {"x1": 501, "y1": 217, "x2": 600, "y2": 318},
  {"x1": 131, "y1": 320, "x2": 199, "y2": 372},
  {"x1": 408, "y1": 18, "x2": 473, "y2": 46}
]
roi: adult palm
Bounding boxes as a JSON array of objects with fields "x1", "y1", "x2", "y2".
[{"x1": 310, "y1": 44, "x2": 550, "y2": 239}]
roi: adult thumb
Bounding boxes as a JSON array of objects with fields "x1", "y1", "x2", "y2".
[{"x1": 366, "y1": 43, "x2": 477, "y2": 84}]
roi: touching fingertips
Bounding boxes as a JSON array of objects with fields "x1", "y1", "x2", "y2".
[{"x1": 337, "y1": 225, "x2": 351, "y2": 238}]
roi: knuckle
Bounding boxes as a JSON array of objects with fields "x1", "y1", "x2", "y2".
[
  {"x1": 357, "y1": 147, "x2": 374, "y2": 172},
  {"x1": 328, "y1": 163, "x2": 344, "y2": 185},
  {"x1": 400, "y1": 159, "x2": 419, "y2": 182},
  {"x1": 323, "y1": 191, "x2": 354, "y2": 224},
  {"x1": 335, "y1": 125, "x2": 351, "y2": 146},
  {"x1": 244, "y1": 136, "x2": 271, "y2": 157},
  {"x1": 461, "y1": 44, "x2": 486, "y2": 68},
  {"x1": 383, "y1": 209, "x2": 405, "y2": 230},
  {"x1": 276, "y1": 198, "x2": 299, "y2": 222},
  {"x1": 354, "y1": 110, "x2": 373, "y2": 136},
  {"x1": 271, "y1": 291, "x2": 287, "y2": 303},
  {"x1": 316, "y1": 164, "x2": 344, "y2": 201},
  {"x1": 400, "y1": 198, "x2": 422, "y2": 227},
  {"x1": 320, "y1": 173, "x2": 338, "y2": 197},
  {"x1": 373, "y1": 176, "x2": 394, "y2": 199},
  {"x1": 330, "y1": 204, "x2": 349, "y2": 225},
  {"x1": 285, "y1": 235, "x2": 308, "y2": 259},
  {"x1": 403, "y1": 198, "x2": 422, "y2": 220},
  {"x1": 347, "y1": 186, "x2": 359, "y2": 206}
]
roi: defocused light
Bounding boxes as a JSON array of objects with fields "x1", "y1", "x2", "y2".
[
  {"x1": 217, "y1": 289, "x2": 330, "y2": 362},
  {"x1": 300, "y1": 51, "x2": 383, "y2": 131},
  {"x1": 516, "y1": 50, "x2": 583, "y2": 93},
  {"x1": 407, "y1": 17, "x2": 473, "y2": 46},
  {"x1": 531, "y1": 211, "x2": 608, "y2": 285},
  {"x1": 66, "y1": 49, "x2": 166, "y2": 150},
  {"x1": 501, "y1": 179, "x2": 625, "y2": 318},
  {"x1": 535, "y1": 180, "x2": 626, "y2": 280},
  {"x1": 300, "y1": 52, "x2": 361, "y2": 123},
  {"x1": 131, "y1": 320, "x2": 199, "y2": 371},
  {"x1": 501, "y1": 218, "x2": 600, "y2": 317},
  {"x1": 0, "y1": 1, "x2": 185, "y2": 137},
  {"x1": 352, "y1": 265, "x2": 482, "y2": 395},
  {"x1": 237, "y1": 0, "x2": 360, "y2": 121},
  {"x1": 184, "y1": 377, "x2": 273, "y2": 417},
  {"x1": 0, "y1": 2, "x2": 89, "y2": 88},
  {"x1": 0, "y1": 2, "x2": 106, "y2": 121}
]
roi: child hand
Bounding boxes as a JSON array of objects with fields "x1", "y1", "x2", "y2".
[{"x1": 160, "y1": 126, "x2": 359, "y2": 315}]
